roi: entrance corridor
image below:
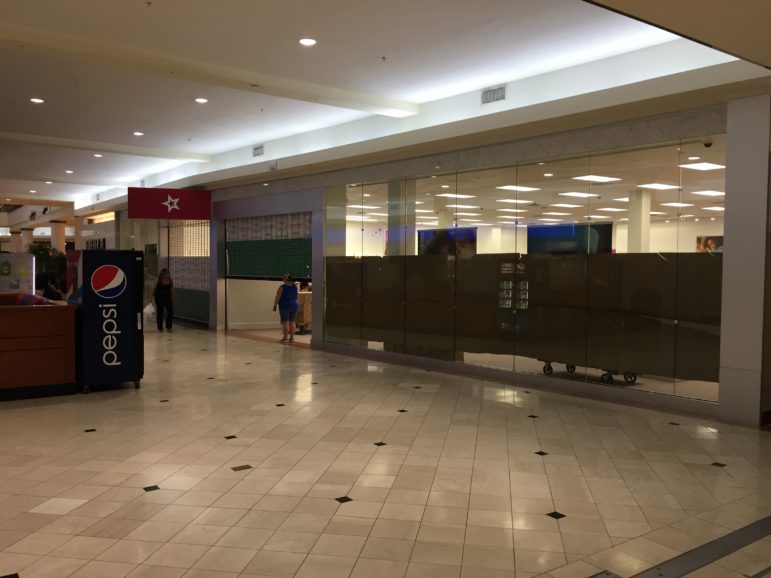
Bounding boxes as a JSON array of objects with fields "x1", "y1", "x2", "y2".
[{"x1": 0, "y1": 329, "x2": 770, "y2": 578}]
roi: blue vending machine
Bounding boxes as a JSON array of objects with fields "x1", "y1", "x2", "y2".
[{"x1": 72, "y1": 250, "x2": 144, "y2": 392}]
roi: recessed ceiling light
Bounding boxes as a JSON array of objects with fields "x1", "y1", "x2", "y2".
[
  {"x1": 585, "y1": 215, "x2": 611, "y2": 219},
  {"x1": 550, "y1": 203, "x2": 581, "y2": 208},
  {"x1": 4, "y1": 198, "x2": 10, "y2": 201},
  {"x1": 692, "y1": 190, "x2": 725, "y2": 197},
  {"x1": 496, "y1": 199, "x2": 534, "y2": 204},
  {"x1": 496, "y1": 185, "x2": 540, "y2": 192},
  {"x1": 497, "y1": 208, "x2": 528, "y2": 213},
  {"x1": 446, "y1": 204, "x2": 479, "y2": 209},
  {"x1": 65, "y1": 170, "x2": 74, "y2": 174},
  {"x1": 30, "y1": 98, "x2": 44, "y2": 104},
  {"x1": 415, "y1": 209, "x2": 434, "y2": 213},
  {"x1": 597, "y1": 207, "x2": 627, "y2": 212},
  {"x1": 613, "y1": 197, "x2": 629, "y2": 202},
  {"x1": 679, "y1": 162, "x2": 725, "y2": 171},
  {"x1": 367, "y1": 213, "x2": 389, "y2": 217},
  {"x1": 262, "y1": 183, "x2": 269, "y2": 187},
  {"x1": 133, "y1": 131, "x2": 144, "y2": 136},
  {"x1": 572, "y1": 175, "x2": 621, "y2": 183},
  {"x1": 695, "y1": 218, "x2": 700, "y2": 222},
  {"x1": 542, "y1": 212, "x2": 570, "y2": 216},
  {"x1": 710, "y1": 217, "x2": 716, "y2": 221},
  {"x1": 347, "y1": 204, "x2": 380, "y2": 209},
  {"x1": 537, "y1": 162, "x2": 545, "y2": 166},
  {"x1": 538, "y1": 218, "x2": 563, "y2": 222},
  {"x1": 440, "y1": 184, "x2": 451, "y2": 189},
  {"x1": 454, "y1": 212, "x2": 480, "y2": 216},
  {"x1": 661, "y1": 202, "x2": 694, "y2": 207},
  {"x1": 45, "y1": 181, "x2": 52, "y2": 184},
  {"x1": 436, "y1": 193, "x2": 475, "y2": 198},
  {"x1": 362, "y1": 193, "x2": 371, "y2": 197},
  {"x1": 639, "y1": 183, "x2": 680, "y2": 190},
  {"x1": 687, "y1": 156, "x2": 701, "y2": 161},
  {"x1": 544, "y1": 173, "x2": 554, "y2": 177},
  {"x1": 299, "y1": 38, "x2": 317, "y2": 46},
  {"x1": 195, "y1": 97, "x2": 208, "y2": 104},
  {"x1": 29, "y1": 190, "x2": 36, "y2": 193},
  {"x1": 703, "y1": 206, "x2": 725, "y2": 211},
  {"x1": 650, "y1": 211, "x2": 668, "y2": 215},
  {"x1": 93, "y1": 153, "x2": 103, "y2": 158},
  {"x1": 559, "y1": 192, "x2": 598, "y2": 198}
]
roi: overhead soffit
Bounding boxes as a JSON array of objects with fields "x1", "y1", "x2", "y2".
[{"x1": 584, "y1": 0, "x2": 771, "y2": 69}]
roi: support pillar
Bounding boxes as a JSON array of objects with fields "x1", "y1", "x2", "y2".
[
  {"x1": 325, "y1": 186, "x2": 348, "y2": 257},
  {"x1": 627, "y1": 190, "x2": 651, "y2": 253},
  {"x1": 74, "y1": 217, "x2": 85, "y2": 250},
  {"x1": 385, "y1": 179, "x2": 416, "y2": 256},
  {"x1": 10, "y1": 231, "x2": 21, "y2": 253},
  {"x1": 718, "y1": 94, "x2": 771, "y2": 426},
  {"x1": 20, "y1": 228, "x2": 33, "y2": 252},
  {"x1": 50, "y1": 220, "x2": 66, "y2": 253}
]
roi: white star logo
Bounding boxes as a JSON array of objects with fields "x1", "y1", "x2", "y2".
[{"x1": 162, "y1": 195, "x2": 180, "y2": 213}]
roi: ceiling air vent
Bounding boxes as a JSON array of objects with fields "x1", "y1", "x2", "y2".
[
  {"x1": 253, "y1": 144, "x2": 265, "y2": 157},
  {"x1": 481, "y1": 85, "x2": 506, "y2": 105}
]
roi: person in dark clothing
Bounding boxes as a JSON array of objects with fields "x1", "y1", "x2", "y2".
[
  {"x1": 153, "y1": 268, "x2": 176, "y2": 332},
  {"x1": 273, "y1": 273, "x2": 299, "y2": 343}
]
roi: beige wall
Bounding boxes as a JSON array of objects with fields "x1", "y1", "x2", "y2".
[
  {"x1": 226, "y1": 278, "x2": 283, "y2": 330},
  {"x1": 614, "y1": 219, "x2": 724, "y2": 253}
]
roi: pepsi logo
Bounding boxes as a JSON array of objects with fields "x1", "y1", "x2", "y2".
[{"x1": 91, "y1": 265, "x2": 127, "y2": 299}]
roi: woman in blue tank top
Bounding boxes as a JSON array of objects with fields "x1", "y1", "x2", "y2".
[{"x1": 273, "y1": 273, "x2": 299, "y2": 342}]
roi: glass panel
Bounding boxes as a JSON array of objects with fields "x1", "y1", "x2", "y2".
[
  {"x1": 361, "y1": 180, "x2": 406, "y2": 353},
  {"x1": 515, "y1": 157, "x2": 590, "y2": 380}
]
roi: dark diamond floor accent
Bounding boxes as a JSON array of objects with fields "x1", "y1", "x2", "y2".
[
  {"x1": 1, "y1": 573, "x2": 20, "y2": 578},
  {"x1": 143, "y1": 485, "x2": 160, "y2": 492},
  {"x1": 398, "y1": 409, "x2": 408, "y2": 413},
  {"x1": 159, "y1": 400, "x2": 169, "y2": 403},
  {"x1": 276, "y1": 403, "x2": 285, "y2": 407},
  {"x1": 207, "y1": 377, "x2": 215, "y2": 380},
  {"x1": 528, "y1": 415, "x2": 538, "y2": 419},
  {"x1": 535, "y1": 451, "x2": 548, "y2": 456},
  {"x1": 224, "y1": 435, "x2": 237, "y2": 440},
  {"x1": 245, "y1": 362, "x2": 252, "y2": 365},
  {"x1": 312, "y1": 382, "x2": 319, "y2": 384},
  {"x1": 712, "y1": 462, "x2": 727, "y2": 468},
  {"x1": 374, "y1": 442, "x2": 387, "y2": 447},
  {"x1": 669, "y1": 422, "x2": 681, "y2": 425},
  {"x1": 524, "y1": 391, "x2": 531, "y2": 393},
  {"x1": 335, "y1": 496, "x2": 352, "y2": 504},
  {"x1": 413, "y1": 386, "x2": 422, "y2": 389},
  {"x1": 84, "y1": 428, "x2": 96, "y2": 432},
  {"x1": 232, "y1": 465, "x2": 253, "y2": 472},
  {"x1": 546, "y1": 511, "x2": 566, "y2": 519}
]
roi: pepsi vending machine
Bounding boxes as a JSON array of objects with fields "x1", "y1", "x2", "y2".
[{"x1": 72, "y1": 250, "x2": 144, "y2": 392}]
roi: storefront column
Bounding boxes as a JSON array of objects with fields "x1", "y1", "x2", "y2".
[
  {"x1": 719, "y1": 94, "x2": 771, "y2": 426},
  {"x1": 20, "y1": 228, "x2": 33, "y2": 252},
  {"x1": 325, "y1": 186, "x2": 348, "y2": 257},
  {"x1": 386, "y1": 180, "x2": 416, "y2": 256},
  {"x1": 627, "y1": 190, "x2": 651, "y2": 253},
  {"x1": 10, "y1": 231, "x2": 21, "y2": 253},
  {"x1": 74, "y1": 216, "x2": 85, "y2": 250},
  {"x1": 50, "y1": 220, "x2": 66, "y2": 253}
]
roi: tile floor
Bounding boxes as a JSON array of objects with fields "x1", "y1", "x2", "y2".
[{"x1": 0, "y1": 326, "x2": 770, "y2": 578}]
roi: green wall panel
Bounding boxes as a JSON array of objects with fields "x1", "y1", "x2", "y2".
[
  {"x1": 227, "y1": 238, "x2": 312, "y2": 278},
  {"x1": 174, "y1": 288, "x2": 210, "y2": 324}
]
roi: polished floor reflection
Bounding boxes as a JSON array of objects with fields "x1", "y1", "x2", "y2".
[{"x1": 0, "y1": 327, "x2": 767, "y2": 577}]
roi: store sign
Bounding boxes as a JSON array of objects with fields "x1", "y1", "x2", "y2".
[{"x1": 127, "y1": 187, "x2": 211, "y2": 220}]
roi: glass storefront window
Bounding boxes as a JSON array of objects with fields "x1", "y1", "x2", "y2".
[{"x1": 323, "y1": 137, "x2": 725, "y2": 402}]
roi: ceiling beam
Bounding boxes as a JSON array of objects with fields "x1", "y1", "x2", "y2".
[
  {"x1": 0, "y1": 130, "x2": 212, "y2": 163},
  {"x1": 0, "y1": 24, "x2": 420, "y2": 118}
]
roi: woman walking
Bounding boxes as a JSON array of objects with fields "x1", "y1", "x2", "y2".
[
  {"x1": 273, "y1": 273, "x2": 299, "y2": 343},
  {"x1": 153, "y1": 268, "x2": 176, "y2": 332}
]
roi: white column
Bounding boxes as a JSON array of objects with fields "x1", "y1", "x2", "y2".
[
  {"x1": 10, "y1": 231, "x2": 21, "y2": 253},
  {"x1": 718, "y1": 94, "x2": 771, "y2": 426},
  {"x1": 627, "y1": 190, "x2": 651, "y2": 253},
  {"x1": 50, "y1": 220, "x2": 66, "y2": 253},
  {"x1": 20, "y1": 228, "x2": 33, "y2": 252}
]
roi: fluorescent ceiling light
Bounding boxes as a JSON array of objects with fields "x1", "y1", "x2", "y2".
[
  {"x1": 440, "y1": 184, "x2": 451, "y2": 189},
  {"x1": 640, "y1": 183, "x2": 679, "y2": 190},
  {"x1": 661, "y1": 202, "x2": 694, "y2": 207},
  {"x1": 585, "y1": 215, "x2": 611, "y2": 219},
  {"x1": 65, "y1": 170, "x2": 74, "y2": 174},
  {"x1": 133, "y1": 131, "x2": 144, "y2": 136},
  {"x1": 30, "y1": 97, "x2": 45, "y2": 104},
  {"x1": 459, "y1": 219, "x2": 481, "y2": 222},
  {"x1": 597, "y1": 207, "x2": 627, "y2": 212},
  {"x1": 692, "y1": 190, "x2": 725, "y2": 197},
  {"x1": 559, "y1": 192, "x2": 598, "y2": 198},
  {"x1": 679, "y1": 162, "x2": 725, "y2": 171},
  {"x1": 572, "y1": 175, "x2": 621, "y2": 183},
  {"x1": 496, "y1": 185, "x2": 541, "y2": 192},
  {"x1": 347, "y1": 204, "x2": 380, "y2": 209},
  {"x1": 415, "y1": 209, "x2": 434, "y2": 213},
  {"x1": 436, "y1": 193, "x2": 475, "y2": 198},
  {"x1": 687, "y1": 156, "x2": 701, "y2": 161},
  {"x1": 299, "y1": 38, "x2": 317, "y2": 46},
  {"x1": 45, "y1": 181, "x2": 52, "y2": 184},
  {"x1": 650, "y1": 211, "x2": 667, "y2": 215},
  {"x1": 346, "y1": 216, "x2": 375, "y2": 222},
  {"x1": 682, "y1": 214, "x2": 695, "y2": 218},
  {"x1": 497, "y1": 208, "x2": 528, "y2": 213},
  {"x1": 362, "y1": 193, "x2": 371, "y2": 197},
  {"x1": 194, "y1": 97, "x2": 208, "y2": 104},
  {"x1": 544, "y1": 173, "x2": 554, "y2": 177},
  {"x1": 414, "y1": 201, "x2": 424, "y2": 205},
  {"x1": 476, "y1": 223, "x2": 493, "y2": 226},
  {"x1": 367, "y1": 213, "x2": 389, "y2": 217},
  {"x1": 454, "y1": 212, "x2": 480, "y2": 216},
  {"x1": 542, "y1": 212, "x2": 570, "y2": 216},
  {"x1": 538, "y1": 218, "x2": 563, "y2": 222},
  {"x1": 550, "y1": 203, "x2": 581, "y2": 208},
  {"x1": 613, "y1": 197, "x2": 629, "y2": 202},
  {"x1": 496, "y1": 199, "x2": 534, "y2": 204},
  {"x1": 446, "y1": 204, "x2": 479, "y2": 209},
  {"x1": 497, "y1": 215, "x2": 521, "y2": 219},
  {"x1": 93, "y1": 153, "x2": 103, "y2": 158},
  {"x1": 703, "y1": 206, "x2": 725, "y2": 211}
]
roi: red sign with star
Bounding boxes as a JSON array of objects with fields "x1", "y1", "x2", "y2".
[{"x1": 127, "y1": 187, "x2": 211, "y2": 220}]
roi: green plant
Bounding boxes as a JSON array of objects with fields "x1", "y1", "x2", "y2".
[{"x1": 27, "y1": 244, "x2": 66, "y2": 291}]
